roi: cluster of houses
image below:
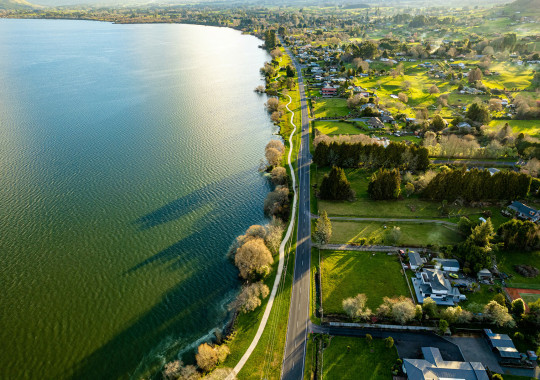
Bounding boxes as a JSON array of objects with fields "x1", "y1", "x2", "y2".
[
  {"x1": 407, "y1": 251, "x2": 493, "y2": 306},
  {"x1": 403, "y1": 329, "x2": 537, "y2": 379}
]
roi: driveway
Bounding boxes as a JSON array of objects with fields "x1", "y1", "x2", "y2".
[
  {"x1": 311, "y1": 323, "x2": 463, "y2": 361},
  {"x1": 447, "y1": 336, "x2": 503, "y2": 373}
]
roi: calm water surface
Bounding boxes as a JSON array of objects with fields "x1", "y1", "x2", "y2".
[{"x1": 0, "y1": 19, "x2": 273, "y2": 379}]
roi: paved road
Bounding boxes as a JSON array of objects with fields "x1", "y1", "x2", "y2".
[{"x1": 281, "y1": 43, "x2": 312, "y2": 380}]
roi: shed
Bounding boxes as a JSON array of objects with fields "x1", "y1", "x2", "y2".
[
  {"x1": 409, "y1": 251, "x2": 423, "y2": 270},
  {"x1": 477, "y1": 268, "x2": 492, "y2": 281}
]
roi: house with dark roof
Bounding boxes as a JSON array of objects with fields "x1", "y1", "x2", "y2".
[
  {"x1": 366, "y1": 117, "x2": 384, "y2": 129},
  {"x1": 403, "y1": 347, "x2": 489, "y2": 380},
  {"x1": 507, "y1": 201, "x2": 540, "y2": 223},
  {"x1": 412, "y1": 268, "x2": 465, "y2": 306},
  {"x1": 409, "y1": 251, "x2": 424, "y2": 271},
  {"x1": 484, "y1": 329, "x2": 522, "y2": 364},
  {"x1": 434, "y1": 258, "x2": 460, "y2": 272}
]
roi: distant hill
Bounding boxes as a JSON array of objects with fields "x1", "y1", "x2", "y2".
[
  {"x1": 499, "y1": 0, "x2": 540, "y2": 16},
  {"x1": 0, "y1": 0, "x2": 37, "y2": 9}
]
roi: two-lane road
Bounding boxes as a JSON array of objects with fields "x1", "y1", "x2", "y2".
[{"x1": 281, "y1": 44, "x2": 312, "y2": 380}]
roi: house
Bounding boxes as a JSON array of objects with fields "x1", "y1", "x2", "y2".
[
  {"x1": 487, "y1": 168, "x2": 500, "y2": 176},
  {"x1": 507, "y1": 201, "x2": 540, "y2": 223},
  {"x1": 412, "y1": 268, "x2": 465, "y2": 305},
  {"x1": 457, "y1": 122, "x2": 472, "y2": 129},
  {"x1": 409, "y1": 251, "x2": 424, "y2": 270},
  {"x1": 321, "y1": 86, "x2": 338, "y2": 97},
  {"x1": 477, "y1": 268, "x2": 493, "y2": 281},
  {"x1": 366, "y1": 117, "x2": 384, "y2": 129},
  {"x1": 380, "y1": 115, "x2": 395, "y2": 124},
  {"x1": 434, "y1": 258, "x2": 460, "y2": 272},
  {"x1": 402, "y1": 347, "x2": 489, "y2": 380},
  {"x1": 484, "y1": 329, "x2": 522, "y2": 364}
]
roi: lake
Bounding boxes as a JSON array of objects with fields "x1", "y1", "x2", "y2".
[{"x1": 0, "y1": 19, "x2": 273, "y2": 379}]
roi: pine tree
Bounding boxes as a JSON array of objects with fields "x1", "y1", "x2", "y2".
[
  {"x1": 314, "y1": 210, "x2": 332, "y2": 246},
  {"x1": 319, "y1": 166, "x2": 355, "y2": 200}
]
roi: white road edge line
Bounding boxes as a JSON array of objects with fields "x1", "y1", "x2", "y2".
[{"x1": 226, "y1": 91, "x2": 298, "y2": 380}]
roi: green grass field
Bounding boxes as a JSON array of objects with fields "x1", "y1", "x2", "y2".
[
  {"x1": 460, "y1": 286, "x2": 502, "y2": 310},
  {"x1": 489, "y1": 120, "x2": 540, "y2": 138},
  {"x1": 330, "y1": 220, "x2": 463, "y2": 247},
  {"x1": 312, "y1": 98, "x2": 349, "y2": 118},
  {"x1": 321, "y1": 250, "x2": 410, "y2": 312},
  {"x1": 496, "y1": 250, "x2": 540, "y2": 289},
  {"x1": 314, "y1": 120, "x2": 363, "y2": 135},
  {"x1": 322, "y1": 337, "x2": 398, "y2": 380}
]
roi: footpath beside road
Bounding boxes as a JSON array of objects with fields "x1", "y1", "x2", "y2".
[{"x1": 227, "y1": 93, "x2": 299, "y2": 380}]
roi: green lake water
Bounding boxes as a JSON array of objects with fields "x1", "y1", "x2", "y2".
[{"x1": 0, "y1": 19, "x2": 274, "y2": 379}]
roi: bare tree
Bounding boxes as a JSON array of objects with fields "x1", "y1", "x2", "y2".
[
  {"x1": 398, "y1": 92, "x2": 408, "y2": 103},
  {"x1": 231, "y1": 282, "x2": 270, "y2": 313},
  {"x1": 264, "y1": 185, "x2": 289, "y2": 218},
  {"x1": 265, "y1": 97, "x2": 280, "y2": 112},
  {"x1": 271, "y1": 111, "x2": 282, "y2": 123},
  {"x1": 429, "y1": 84, "x2": 440, "y2": 95},
  {"x1": 264, "y1": 218, "x2": 284, "y2": 255},
  {"x1": 270, "y1": 166, "x2": 288, "y2": 185},
  {"x1": 196, "y1": 343, "x2": 219, "y2": 373},
  {"x1": 265, "y1": 147, "x2": 282, "y2": 167},
  {"x1": 234, "y1": 238, "x2": 274, "y2": 279},
  {"x1": 266, "y1": 139, "x2": 285, "y2": 154},
  {"x1": 343, "y1": 293, "x2": 371, "y2": 320},
  {"x1": 270, "y1": 48, "x2": 283, "y2": 59},
  {"x1": 489, "y1": 98, "x2": 503, "y2": 112},
  {"x1": 521, "y1": 158, "x2": 540, "y2": 178},
  {"x1": 163, "y1": 360, "x2": 183, "y2": 380}
]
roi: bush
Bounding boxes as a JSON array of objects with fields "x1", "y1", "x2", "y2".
[{"x1": 384, "y1": 336, "x2": 394, "y2": 348}]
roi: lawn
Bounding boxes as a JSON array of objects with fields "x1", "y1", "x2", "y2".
[
  {"x1": 496, "y1": 250, "x2": 540, "y2": 289},
  {"x1": 321, "y1": 250, "x2": 411, "y2": 312},
  {"x1": 489, "y1": 120, "x2": 540, "y2": 138},
  {"x1": 460, "y1": 285, "x2": 502, "y2": 311},
  {"x1": 322, "y1": 337, "x2": 398, "y2": 380},
  {"x1": 311, "y1": 98, "x2": 349, "y2": 118},
  {"x1": 330, "y1": 220, "x2": 463, "y2": 247},
  {"x1": 314, "y1": 120, "x2": 364, "y2": 135}
]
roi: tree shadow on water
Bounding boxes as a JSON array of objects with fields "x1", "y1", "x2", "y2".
[
  {"x1": 67, "y1": 258, "x2": 238, "y2": 380},
  {"x1": 134, "y1": 168, "x2": 259, "y2": 230}
]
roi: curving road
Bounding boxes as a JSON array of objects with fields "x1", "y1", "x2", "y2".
[{"x1": 281, "y1": 43, "x2": 312, "y2": 380}]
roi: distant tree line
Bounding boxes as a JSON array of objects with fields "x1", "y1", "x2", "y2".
[
  {"x1": 422, "y1": 168, "x2": 531, "y2": 202},
  {"x1": 313, "y1": 140, "x2": 429, "y2": 171}
]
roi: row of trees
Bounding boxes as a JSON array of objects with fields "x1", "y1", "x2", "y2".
[
  {"x1": 422, "y1": 168, "x2": 531, "y2": 202},
  {"x1": 342, "y1": 293, "x2": 517, "y2": 329},
  {"x1": 313, "y1": 139, "x2": 429, "y2": 171},
  {"x1": 162, "y1": 343, "x2": 233, "y2": 379}
]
